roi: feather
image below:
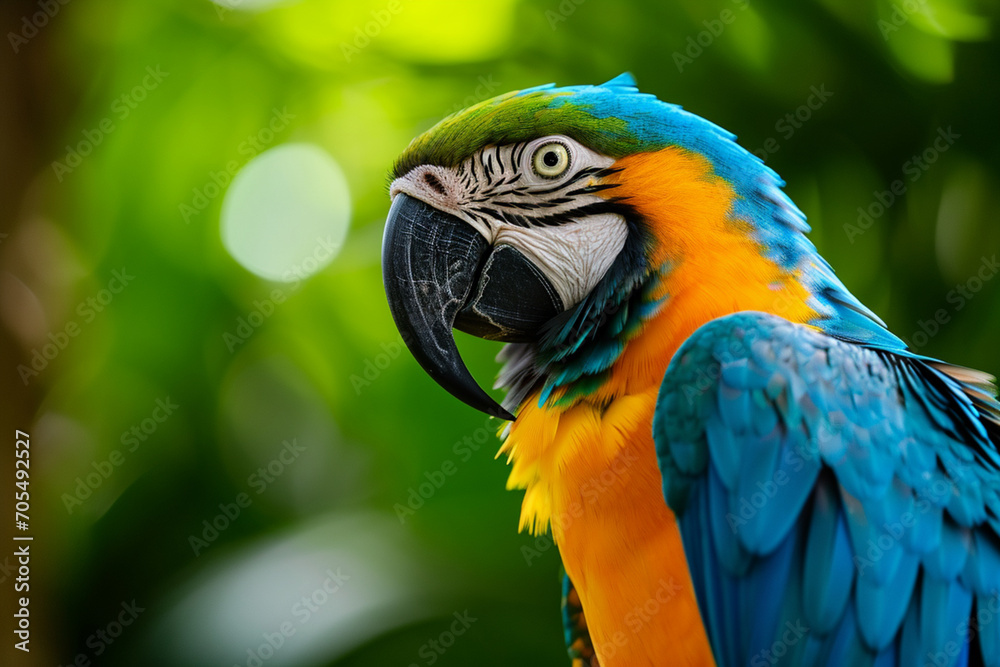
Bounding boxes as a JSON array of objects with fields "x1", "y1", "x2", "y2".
[{"x1": 803, "y1": 474, "x2": 855, "y2": 634}]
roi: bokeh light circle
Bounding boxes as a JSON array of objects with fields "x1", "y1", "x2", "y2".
[
  {"x1": 221, "y1": 143, "x2": 350, "y2": 282},
  {"x1": 209, "y1": 0, "x2": 298, "y2": 13}
]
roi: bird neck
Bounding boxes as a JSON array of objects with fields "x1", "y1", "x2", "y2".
[
  {"x1": 518, "y1": 146, "x2": 825, "y2": 411},
  {"x1": 606, "y1": 145, "x2": 903, "y2": 351}
]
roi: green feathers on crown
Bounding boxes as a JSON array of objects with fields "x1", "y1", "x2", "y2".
[{"x1": 391, "y1": 86, "x2": 639, "y2": 179}]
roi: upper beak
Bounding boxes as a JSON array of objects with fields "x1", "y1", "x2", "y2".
[
  {"x1": 382, "y1": 194, "x2": 513, "y2": 420},
  {"x1": 381, "y1": 194, "x2": 563, "y2": 421}
]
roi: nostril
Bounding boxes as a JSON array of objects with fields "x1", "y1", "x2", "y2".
[{"x1": 423, "y1": 172, "x2": 446, "y2": 195}]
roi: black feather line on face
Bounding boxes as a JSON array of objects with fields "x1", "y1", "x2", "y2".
[
  {"x1": 472, "y1": 198, "x2": 629, "y2": 229},
  {"x1": 501, "y1": 209, "x2": 527, "y2": 226},
  {"x1": 593, "y1": 167, "x2": 624, "y2": 178},
  {"x1": 472, "y1": 206, "x2": 506, "y2": 223},
  {"x1": 484, "y1": 154, "x2": 495, "y2": 185},
  {"x1": 529, "y1": 199, "x2": 630, "y2": 227},
  {"x1": 494, "y1": 201, "x2": 540, "y2": 211},
  {"x1": 526, "y1": 167, "x2": 601, "y2": 196},
  {"x1": 566, "y1": 183, "x2": 621, "y2": 196},
  {"x1": 512, "y1": 142, "x2": 528, "y2": 168}
]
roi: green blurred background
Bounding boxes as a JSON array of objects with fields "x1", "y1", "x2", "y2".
[{"x1": 1, "y1": 0, "x2": 999, "y2": 665}]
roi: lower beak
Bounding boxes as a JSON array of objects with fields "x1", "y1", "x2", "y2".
[{"x1": 381, "y1": 194, "x2": 563, "y2": 420}]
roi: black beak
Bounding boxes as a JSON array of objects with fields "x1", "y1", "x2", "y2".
[{"x1": 382, "y1": 194, "x2": 563, "y2": 421}]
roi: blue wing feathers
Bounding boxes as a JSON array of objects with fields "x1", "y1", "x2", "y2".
[
  {"x1": 803, "y1": 474, "x2": 855, "y2": 635},
  {"x1": 749, "y1": 527, "x2": 806, "y2": 664},
  {"x1": 922, "y1": 518, "x2": 968, "y2": 580},
  {"x1": 825, "y1": 603, "x2": 878, "y2": 667},
  {"x1": 899, "y1": 596, "x2": 923, "y2": 667},
  {"x1": 653, "y1": 311, "x2": 1000, "y2": 667},
  {"x1": 855, "y1": 548, "x2": 919, "y2": 649},
  {"x1": 963, "y1": 532, "x2": 1000, "y2": 594},
  {"x1": 707, "y1": 417, "x2": 743, "y2": 489},
  {"x1": 683, "y1": 477, "x2": 742, "y2": 667},
  {"x1": 709, "y1": 462, "x2": 753, "y2": 576},
  {"x1": 872, "y1": 643, "x2": 898, "y2": 667},
  {"x1": 977, "y1": 593, "x2": 1000, "y2": 667},
  {"x1": 919, "y1": 575, "x2": 974, "y2": 667}
]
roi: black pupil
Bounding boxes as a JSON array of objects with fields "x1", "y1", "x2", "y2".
[{"x1": 543, "y1": 150, "x2": 560, "y2": 167}]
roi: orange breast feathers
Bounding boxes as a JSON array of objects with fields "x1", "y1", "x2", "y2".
[
  {"x1": 497, "y1": 147, "x2": 818, "y2": 665},
  {"x1": 502, "y1": 392, "x2": 714, "y2": 666}
]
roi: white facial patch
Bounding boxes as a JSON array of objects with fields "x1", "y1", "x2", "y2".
[
  {"x1": 390, "y1": 135, "x2": 627, "y2": 310},
  {"x1": 494, "y1": 213, "x2": 628, "y2": 308}
]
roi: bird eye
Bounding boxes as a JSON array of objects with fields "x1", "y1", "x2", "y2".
[{"x1": 532, "y1": 142, "x2": 571, "y2": 178}]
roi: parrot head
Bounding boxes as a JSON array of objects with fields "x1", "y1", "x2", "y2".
[{"x1": 382, "y1": 74, "x2": 883, "y2": 420}]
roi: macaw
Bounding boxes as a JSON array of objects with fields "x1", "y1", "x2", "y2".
[{"x1": 380, "y1": 74, "x2": 1000, "y2": 667}]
